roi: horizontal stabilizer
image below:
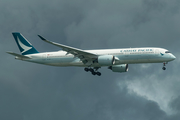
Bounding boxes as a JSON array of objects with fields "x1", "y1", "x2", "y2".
[{"x1": 6, "y1": 51, "x2": 31, "y2": 59}]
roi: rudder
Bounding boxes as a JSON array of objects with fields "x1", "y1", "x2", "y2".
[{"x1": 12, "y1": 32, "x2": 39, "y2": 55}]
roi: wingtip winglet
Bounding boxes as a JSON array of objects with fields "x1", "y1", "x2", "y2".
[
  {"x1": 6, "y1": 51, "x2": 13, "y2": 54},
  {"x1": 38, "y1": 35, "x2": 46, "y2": 41}
]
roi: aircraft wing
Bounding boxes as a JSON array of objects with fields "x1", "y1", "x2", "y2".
[{"x1": 38, "y1": 35, "x2": 98, "y2": 62}]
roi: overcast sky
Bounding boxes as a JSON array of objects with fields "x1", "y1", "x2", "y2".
[{"x1": 1, "y1": 0, "x2": 180, "y2": 120}]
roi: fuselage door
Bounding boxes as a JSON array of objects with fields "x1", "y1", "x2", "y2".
[
  {"x1": 155, "y1": 49, "x2": 160, "y2": 54},
  {"x1": 42, "y1": 54, "x2": 47, "y2": 60}
]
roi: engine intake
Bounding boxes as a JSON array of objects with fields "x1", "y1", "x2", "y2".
[
  {"x1": 98, "y1": 55, "x2": 115, "y2": 66},
  {"x1": 109, "y1": 64, "x2": 128, "y2": 73}
]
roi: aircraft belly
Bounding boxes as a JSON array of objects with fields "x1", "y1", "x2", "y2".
[{"x1": 47, "y1": 57, "x2": 84, "y2": 66}]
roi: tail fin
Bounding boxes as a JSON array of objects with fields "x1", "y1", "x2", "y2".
[{"x1": 12, "y1": 32, "x2": 39, "y2": 55}]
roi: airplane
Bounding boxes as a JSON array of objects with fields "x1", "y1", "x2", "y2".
[{"x1": 7, "y1": 32, "x2": 176, "y2": 76}]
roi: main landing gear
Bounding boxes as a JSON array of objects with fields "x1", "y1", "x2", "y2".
[
  {"x1": 84, "y1": 67, "x2": 101, "y2": 76},
  {"x1": 162, "y1": 62, "x2": 167, "y2": 70}
]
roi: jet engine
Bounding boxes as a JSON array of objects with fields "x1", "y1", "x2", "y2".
[
  {"x1": 109, "y1": 64, "x2": 128, "y2": 72},
  {"x1": 98, "y1": 55, "x2": 115, "y2": 66}
]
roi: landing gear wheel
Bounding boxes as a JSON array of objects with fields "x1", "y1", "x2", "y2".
[
  {"x1": 84, "y1": 67, "x2": 101, "y2": 76},
  {"x1": 96, "y1": 72, "x2": 101, "y2": 76},
  {"x1": 84, "y1": 68, "x2": 89, "y2": 72},
  {"x1": 162, "y1": 62, "x2": 167, "y2": 70},
  {"x1": 162, "y1": 67, "x2": 166, "y2": 70},
  {"x1": 89, "y1": 68, "x2": 94, "y2": 72},
  {"x1": 92, "y1": 71, "x2": 96, "y2": 75}
]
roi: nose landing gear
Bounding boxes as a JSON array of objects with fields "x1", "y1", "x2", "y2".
[
  {"x1": 162, "y1": 62, "x2": 167, "y2": 70},
  {"x1": 84, "y1": 67, "x2": 101, "y2": 76}
]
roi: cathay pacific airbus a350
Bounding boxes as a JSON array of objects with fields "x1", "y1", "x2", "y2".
[{"x1": 7, "y1": 33, "x2": 176, "y2": 76}]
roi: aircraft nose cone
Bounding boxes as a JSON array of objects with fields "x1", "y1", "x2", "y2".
[{"x1": 171, "y1": 54, "x2": 176, "y2": 60}]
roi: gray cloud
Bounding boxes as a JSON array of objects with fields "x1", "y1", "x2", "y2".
[
  {"x1": 1, "y1": 0, "x2": 180, "y2": 120},
  {"x1": 170, "y1": 95, "x2": 180, "y2": 113}
]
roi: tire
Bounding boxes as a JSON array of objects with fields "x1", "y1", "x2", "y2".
[
  {"x1": 162, "y1": 67, "x2": 166, "y2": 70},
  {"x1": 89, "y1": 68, "x2": 94, "y2": 72},
  {"x1": 92, "y1": 71, "x2": 96, "y2": 75},
  {"x1": 97, "y1": 72, "x2": 101, "y2": 76},
  {"x1": 84, "y1": 68, "x2": 89, "y2": 72}
]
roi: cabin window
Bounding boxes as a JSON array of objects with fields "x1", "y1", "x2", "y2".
[{"x1": 165, "y1": 51, "x2": 171, "y2": 53}]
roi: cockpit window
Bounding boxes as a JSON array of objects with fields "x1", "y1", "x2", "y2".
[{"x1": 165, "y1": 51, "x2": 171, "y2": 53}]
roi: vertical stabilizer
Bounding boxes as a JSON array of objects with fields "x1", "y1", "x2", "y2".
[{"x1": 12, "y1": 32, "x2": 39, "y2": 55}]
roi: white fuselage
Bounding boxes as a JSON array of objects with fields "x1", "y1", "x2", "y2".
[{"x1": 18, "y1": 47, "x2": 176, "y2": 67}]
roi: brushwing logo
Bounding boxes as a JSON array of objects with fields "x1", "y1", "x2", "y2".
[
  {"x1": 160, "y1": 53, "x2": 164, "y2": 56},
  {"x1": 17, "y1": 36, "x2": 32, "y2": 53}
]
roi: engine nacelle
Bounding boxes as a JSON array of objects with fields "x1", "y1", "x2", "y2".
[
  {"x1": 109, "y1": 64, "x2": 128, "y2": 73},
  {"x1": 98, "y1": 55, "x2": 115, "y2": 66}
]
